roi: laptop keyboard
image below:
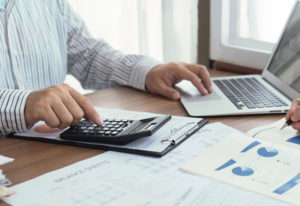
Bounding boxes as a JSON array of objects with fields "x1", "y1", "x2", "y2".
[{"x1": 213, "y1": 77, "x2": 288, "y2": 110}]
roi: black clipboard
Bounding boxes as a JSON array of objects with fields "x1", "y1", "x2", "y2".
[{"x1": 8, "y1": 119, "x2": 208, "y2": 157}]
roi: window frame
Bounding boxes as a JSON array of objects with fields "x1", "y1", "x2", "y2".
[{"x1": 210, "y1": 0, "x2": 272, "y2": 69}]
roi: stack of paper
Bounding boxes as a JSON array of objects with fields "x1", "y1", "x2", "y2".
[
  {"x1": 0, "y1": 155, "x2": 14, "y2": 198},
  {"x1": 2, "y1": 121, "x2": 287, "y2": 206}
]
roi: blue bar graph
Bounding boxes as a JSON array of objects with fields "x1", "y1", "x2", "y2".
[
  {"x1": 215, "y1": 159, "x2": 236, "y2": 171},
  {"x1": 240, "y1": 141, "x2": 261, "y2": 153},
  {"x1": 287, "y1": 136, "x2": 300, "y2": 145},
  {"x1": 273, "y1": 173, "x2": 300, "y2": 195}
]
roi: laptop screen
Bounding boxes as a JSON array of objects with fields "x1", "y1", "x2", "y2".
[{"x1": 266, "y1": 2, "x2": 300, "y2": 93}]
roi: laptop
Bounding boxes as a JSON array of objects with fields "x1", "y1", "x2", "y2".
[{"x1": 176, "y1": 1, "x2": 300, "y2": 117}]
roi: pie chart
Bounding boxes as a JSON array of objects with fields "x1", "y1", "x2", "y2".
[
  {"x1": 257, "y1": 147, "x2": 278, "y2": 157},
  {"x1": 232, "y1": 166, "x2": 254, "y2": 176}
]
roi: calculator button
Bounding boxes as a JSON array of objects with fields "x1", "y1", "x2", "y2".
[
  {"x1": 61, "y1": 117, "x2": 154, "y2": 143},
  {"x1": 111, "y1": 131, "x2": 118, "y2": 136}
]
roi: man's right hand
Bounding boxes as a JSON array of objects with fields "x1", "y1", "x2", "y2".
[
  {"x1": 286, "y1": 98, "x2": 300, "y2": 131},
  {"x1": 25, "y1": 83, "x2": 102, "y2": 129}
]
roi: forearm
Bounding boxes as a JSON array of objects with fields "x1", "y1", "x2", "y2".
[
  {"x1": 68, "y1": 39, "x2": 160, "y2": 91},
  {"x1": 0, "y1": 89, "x2": 31, "y2": 135},
  {"x1": 59, "y1": 0, "x2": 161, "y2": 91}
]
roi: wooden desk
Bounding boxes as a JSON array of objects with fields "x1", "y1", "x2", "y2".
[{"x1": 0, "y1": 69, "x2": 285, "y2": 204}]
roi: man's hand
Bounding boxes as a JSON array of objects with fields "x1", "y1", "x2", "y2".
[
  {"x1": 286, "y1": 98, "x2": 300, "y2": 131},
  {"x1": 25, "y1": 84, "x2": 102, "y2": 129},
  {"x1": 145, "y1": 62, "x2": 212, "y2": 100}
]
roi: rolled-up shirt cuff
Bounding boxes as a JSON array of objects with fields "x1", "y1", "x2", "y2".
[
  {"x1": 128, "y1": 57, "x2": 161, "y2": 91},
  {"x1": 0, "y1": 89, "x2": 32, "y2": 135}
]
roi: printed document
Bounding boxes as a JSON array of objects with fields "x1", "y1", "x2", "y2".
[
  {"x1": 0, "y1": 155, "x2": 13, "y2": 166},
  {"x1": 247, "y1": 118, "x2": 300, "y2": 149},
  {"x1": 3, "y1": 122, "x2": 287, "y2": 206},
  {"x1": 181, "y1": 125, "x2": 300, "y2": 205}
]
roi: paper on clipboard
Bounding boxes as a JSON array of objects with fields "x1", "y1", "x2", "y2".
[{"x1": 11, "y1": 107, "x2": 207, "y2": 156}]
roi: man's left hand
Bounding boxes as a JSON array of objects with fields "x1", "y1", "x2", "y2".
[{"x1": 145, "y1": 62, "x2": 212, "y2": 100}]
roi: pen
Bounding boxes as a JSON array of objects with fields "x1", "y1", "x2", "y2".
[{"x1": 280, "y1": 118, "x2": 293, "y2": 130}]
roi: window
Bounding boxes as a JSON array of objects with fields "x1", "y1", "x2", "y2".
[
  {"x1": 210, "y1": 0, "x2": 295, "y2": 69},
  {"x1": 65, "y1": 0, "x2": 198, "y2": 93}
]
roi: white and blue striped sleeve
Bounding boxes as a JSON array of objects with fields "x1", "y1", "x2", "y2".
[
  {"x1": 58, "y1": 0, "x2": 161, "y2": 91},
  {"x1": 0, "y1": 89, "x2": 31, "y2": 135}
]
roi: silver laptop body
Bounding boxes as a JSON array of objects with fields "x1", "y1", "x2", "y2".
[{"x1": 177, "y1": 1, "x2": 300, "y2": 117}]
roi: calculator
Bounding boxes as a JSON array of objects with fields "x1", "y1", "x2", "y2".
[{"x1": 60, "y1": 115, "x2": 171, "y2": 145}]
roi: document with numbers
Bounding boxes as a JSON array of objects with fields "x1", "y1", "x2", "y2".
[
  {"x1": 181, "y1": 121, "x2": 300, "y2": 205},
  {"x1": 3, "y1": 122, "x2": 287, "y2": 206}
]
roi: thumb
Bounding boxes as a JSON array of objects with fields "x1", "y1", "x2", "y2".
[{"x1": 159, "y1": 84, "x2": 180, "y2": 100}]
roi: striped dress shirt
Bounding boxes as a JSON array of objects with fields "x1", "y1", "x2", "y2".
[
  {"x1": 0, "y1": 0, "x2": 5, "y2": 8},
  {"x1": 0, "y1": 0, "x2": 160, "y2": 135}
]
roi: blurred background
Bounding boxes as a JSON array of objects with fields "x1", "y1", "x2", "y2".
[{"x1": 65, "y1": 0, "x2": 295, "y2": 93}]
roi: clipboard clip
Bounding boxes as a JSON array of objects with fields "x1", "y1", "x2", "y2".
[{"x1": 161, "y1": 122, "x2": 198, "y2": 145}]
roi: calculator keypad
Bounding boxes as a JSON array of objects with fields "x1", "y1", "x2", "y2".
[{"x1": 68, "y1": 119, "x2": 133, "y2": 137}]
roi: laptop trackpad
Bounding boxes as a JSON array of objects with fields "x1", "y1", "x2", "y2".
[{"x1": 176, "y1": 81, "x2": 221, "y2": 101}]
